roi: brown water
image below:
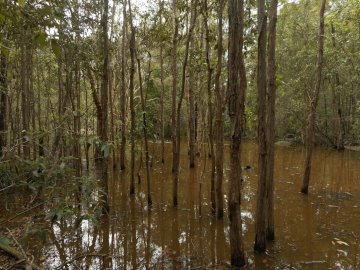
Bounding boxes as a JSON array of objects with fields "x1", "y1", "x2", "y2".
[{"x1": 1, "y1": 141, "x2": 360, "y2": 269}]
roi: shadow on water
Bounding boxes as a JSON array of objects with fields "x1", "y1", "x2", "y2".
[{"x1": 1, "y1": 140, "x2": 360, "y2": 269}]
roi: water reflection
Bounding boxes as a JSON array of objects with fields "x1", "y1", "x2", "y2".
[{"x1": 1, "y1": 141, "x2": 360, "y2": 269}]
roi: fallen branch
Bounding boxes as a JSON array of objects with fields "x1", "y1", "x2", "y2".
[
  {"x1": 0, "y1": 244, "x2": 42, "y2": 270},
  {"x1": 0, "y1": 184, "x2": 15, "y2": 193}
]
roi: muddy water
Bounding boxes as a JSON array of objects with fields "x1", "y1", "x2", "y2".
[{"x1": 2, "y1": 141, "x2": 360, "y2": 269}]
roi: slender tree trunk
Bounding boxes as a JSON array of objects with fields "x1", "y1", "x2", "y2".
[
  {"x1": 301, "y1": 0, "x2": 326, "y2": 194},
  {"x1": 171, "y1": 0, "x2": 178, "y2": 173},
  {"x1": 100, "y1": 0, "x2": 110, "y2": 212},
  {"x1": 159, "y1": 0, "x2": 166, "y2": 164},
  {"x1": 136, "y1": 56, "x2": 153, "y2": 207},
  {"x1": 0, "y1": 52, "x2": 7, "y2": 158},
  {"x1": 254, "y1": 0, "x2": 268, "y2": 253},
  {"x1": 215, "y1": 0, "x2": 225, "y2": 219},
  {"x1": 188, "y1": 21, "x2": 196, "y2": 168},
  {"x1": 30, "y1": 54, "x2": 36, "y2": 160},
  {"x1": 160, "y1": 45, "x2": 165, "y2": 163},
  {"x1": 120, "y1": 0, "x2": 127, "y2": 170},
  {"x1": 84, "y1": 75, "x2": 90, "y2": 170},
  {"x1": 52, "y1": 40, "x2": 72, "y2": 158},
  {"x1": 35, "y1": 57, "x2": 44, "y2": 157},
  {"x1": 21, "y1": 44, "x2": 30, "y2": 158},
  {"x1": 173, "y1": 0, "x2": 198, "y2": 207},
  {"x1": 265, "y1": 0, "x2": 278, "y2": 241},
  {"x1": 330, "y1": 23, "x2": 344, "y2": 150},
  {"x1": 228, "y1": 0, "x2": 246, "y2": 266},
  {"x1": 73, "y1": 16, "x2": 82, "y2": 176},
  {"x1": 128, "y1": 0, "x2": 136, "y2": 196},
  {"x1": 203, "y1": 0, "x2": 216, "y2": 215}
]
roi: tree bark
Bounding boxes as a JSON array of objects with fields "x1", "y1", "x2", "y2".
[
  {"x1": 171, "y1": 0, "x2": 178, "y2": 174},
  {"x1": 100, "y1": 0, "x2": 110, "y2": 212},
  {"x1": 21, "y1": 43, "x2": 31, "y2": 158},
  {"x1": 215, "y1": 0, "x2": 225, "y2": 219},
  {"x1": 254, "y1": 0, "x2": 268, "y2": 253},
  {"x1": 160, "y1": 37, "x2": 165, "y2": 164},
  {"x1": 203, "y1": 0, "x2": 216, "y2": 215},
  {"x1": 136, "y1": 55, "x2": 153, "y2": 207},
  {"x1": 265, "y1": 0, "x2": 278, "y2": 242},
  {"x1": 228, "y1": 0, "x2": 246, "y2": 267},
  {"x1": 301, "y1": 0, "x2": 326, "y2": 194},
  {"x1": 330, "y1": 23, "x2": 344, "y2": 151},
  {"x1": 173, "y1": 0, "x2": 198, "y2": 207},
  {"x1": 0, "y1": 52, "x2": 7, "y2": 158},
  {"x1": 120, "y1": 0, "x2": 127, "y2": 170},
  {"x1": 188, "y1": 18, "x2": 196, "y2": 169},
  {"x1": 128, "y1": 0, "x2": 136, "y2": 196}
]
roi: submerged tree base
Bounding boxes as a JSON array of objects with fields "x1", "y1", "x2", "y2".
[{"x1": 301, "y1": 186, "x2": 309, "y2": 194}]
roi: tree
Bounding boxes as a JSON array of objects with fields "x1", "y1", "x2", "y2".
[
  {"x1": 202, "y1": 0, "x2": 216, "y2": 215},
  {"x1": 120, "y1": 0, "x2": 128, "y2": 171},
  {"x1": 228, "y1": 0, "x2": 246, "y2": 266},
  {"x1": 136, "y1": 54, "x2": 152, "y2": 207},
  {"x1": 301, "y1": 0, "x2": 327, "y2": 194},
  {"x1": 173, "y1": 0, "x2": 198, "y2": 207},
  {"x1": 215, "y1": 0, "x2": 225, "y2": 219},
  {"x1": 254, "y1": 0, "x2": 268, "y2": 253},
  {"x1": 159, "y1": 0, "x2": 166, "y2": 164},
  {"x1": 128, "y1": 0, "x2": 136, "y2": 195},
  {"x1": 330, "y1": 23, "x2": 344, "y2": 151},
  {"x1": 266, "y1": 0, "x2": 278, "y2": 241},
  {"x1": 0, "y1": 52, "x2": 7, "y2": 158},
  {"x1": 171, "y1": 0, "x2": 178, "y2": 174},
  {"x1": 100, "y1": 0, "x2": 110, "y2": 212},
  {"x1": 188, "y1": 9, "x2": 196, "y2": 169}
]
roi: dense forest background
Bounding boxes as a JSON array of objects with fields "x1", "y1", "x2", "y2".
[{"x1": 0, "y1": 0, "x2": 359, "y2": 162}]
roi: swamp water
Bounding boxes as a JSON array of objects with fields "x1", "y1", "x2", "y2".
[{"x1": 1, "y1": 141, "x2": 360, "y2": 269}]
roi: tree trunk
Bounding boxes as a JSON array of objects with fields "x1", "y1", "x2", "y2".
[
  {"x1": 160, "y1": 39, "x2": 165, "y2": 164},
  {"x1": 188, "y1": 21, "x2": 196, "y2": 168},
  {"x1": 120, "y1": 0, "x2": 127, "y2": 170},
  {"x1": 265, "y1": 0, "x2": 278, "y2": 242},
  {"x1": 171, "y1": 0, "x2": 178, "y2": 174},
  {"x1": 215, "y1": 0, "x2": 225, "y2": 219},
  {"x1": 203, "y1": 0, "x2": 216, "y2": 215},
  {"x1": 128, "y1": 0, "x2": 136, "y2": 196},
  {"x1": 21, "y1": 44, "x2": 31, "y2": 158},
  {"x1": 254, "y1": 0, "x2": 268, "y2": 253},
  {"x1": 35, "y1": 57, "x2": 44, "y2": 157},
  {"x1": 228, "y1": 0, "x2": 246, "y2": 267},
  {"x1": 301, "y1": 0, "x2": 326, "y2": 194},
  {"x1": 136, "y1": 56, "x2": 153, "y2": 207},
  {"x1": 100, "y1": 0, "x2": 110, "y2": 212},
  {"x1": 0, "y1": 52, "x2": 7, "y2": 158},
  {"x1": 173, "y1": 0, "x2": 198, "y2": 207},
  {"x1": 330, "y1": 23, "x2": 344, "y2": 151}
]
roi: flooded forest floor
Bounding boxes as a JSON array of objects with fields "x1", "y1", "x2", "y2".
[{"x1": 1, "y1": 141, "x2": 360, "y2": 269}]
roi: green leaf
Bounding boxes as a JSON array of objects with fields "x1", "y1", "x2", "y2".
[
  {"x1": 34, "y1": 32, "x2": 48, "y2": 48},
  {"x1": 0, "y1": 45, "x2": 10, "y2": 58},
  {"x1": 0, "y1": 236, "x2": 13, "y2": 246},
  {"x1": 59, "y1": 162, "x2": 66, "y2": 170},
  {"x1": 50, "y1": 39, "x2": 61, "y2": 58},
  {"x1": 18, "y1": 0, "x2": 25, "y2": 7},
  {"x1": 32, "y1": 170, "x2": 39, "y2": 178},
  {"x1": 101, "y1": 144, "x2": 111, "y2": 158},
  {"x1": 0, "y1": 14, "x2": 5, "y2": 23}
]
